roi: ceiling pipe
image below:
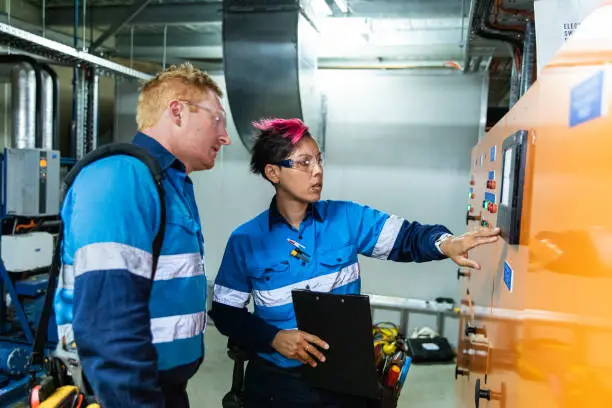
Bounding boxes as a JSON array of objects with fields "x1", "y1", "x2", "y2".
[{"x1": 0, "y1": 54, "x2": 43, "y2": 149}]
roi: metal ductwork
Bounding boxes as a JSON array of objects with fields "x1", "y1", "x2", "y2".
[
  {"x1": 223, "y1": 0, "x2": 326, "y2": 152},
  {"x1": 40, "y1": 64, "x2": 60, "y2": 151},
  {"x1": 0, "y1": 55, "x2": 42, "y2": 149}
]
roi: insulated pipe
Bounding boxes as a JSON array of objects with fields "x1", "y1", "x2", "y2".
[
  {"x1": 0, "y1": 55, "x2": 43, "y2": 149},
  {"x1": 40, "y1": 68, "x2": 54, "y2": 149},
  {"x1": 39, "y1": 64, "x2": 60, "y2": 150},
  {"x1": 87, "y1": 69, "x2": 100, "y2": 153}
]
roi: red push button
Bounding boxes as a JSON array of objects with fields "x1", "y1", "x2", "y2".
[{"x1": 489, "y1": 204, "x2": 498, "y2": 213}]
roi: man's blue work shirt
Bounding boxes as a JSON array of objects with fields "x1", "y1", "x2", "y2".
[
  {"x1": 54, "y1": 132, "x2": 206, "y2": 408},
  {"x1": 213, "y1": 198, "x2": 451, "y2": 368}
]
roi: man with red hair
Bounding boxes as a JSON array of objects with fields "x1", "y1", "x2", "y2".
[{"x1": 210, "y1": 118, "x2": 499, "y2": 407}]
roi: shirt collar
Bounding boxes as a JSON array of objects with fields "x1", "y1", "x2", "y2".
[
  {"x1": 132, "y1": 131, "x2": 186, "y2": 172},
  {"x1": 268, "y1": 196, "x2": 323, "y2": 231}
]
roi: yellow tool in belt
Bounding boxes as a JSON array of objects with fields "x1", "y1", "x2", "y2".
[{"x1": 30, "y1": 385, "x2": 99, "y2": 408}]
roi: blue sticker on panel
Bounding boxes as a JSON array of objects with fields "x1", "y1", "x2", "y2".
[
  {"x1": 485, "y1": 192, "x2": 496, "y2": 203},
  {"x1": 503, "y1": 261, "x2": 513, "y2": 293},
  {"x1": 490, "y1": 146, "x2": 496, "y2": 162},
  {"x1": 488, "y1": 171, "x2": 495, "y2": 181},
  {"x1": 569, "y1": 70, "x2": 606, "y2": 128}
]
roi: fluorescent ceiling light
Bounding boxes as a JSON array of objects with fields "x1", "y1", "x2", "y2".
[
  {"x1": 311, "y1": 0, "x2": 333, "y2": 16},
  {"x1": 334, "y1": 0, "x2": 349, "y2": 13}
]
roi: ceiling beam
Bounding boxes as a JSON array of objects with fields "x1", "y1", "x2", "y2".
[
  {"x1": 47, "y1": 1, "x2": 464, "y2": 28},
  {"x1": 90, "y1": 0, "x2": 154, "y2": 51},
  {"x1": 46, "y1": 2, "x2": 222, "y2": 27},
  {"x1": 116, "y1": 31, "x2": 222, "y2": 49},
  {"x1": 343, "y1": 0, "x2": 462, "y2": 18}
]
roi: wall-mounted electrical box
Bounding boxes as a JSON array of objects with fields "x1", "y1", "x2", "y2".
[{"x1": 2, "y1": 148, "x2": 61, "y2": 216}]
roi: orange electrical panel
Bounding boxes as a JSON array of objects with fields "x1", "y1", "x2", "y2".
[{"x1": 456, "y1": 3, "x2": 612, "y2": 408}]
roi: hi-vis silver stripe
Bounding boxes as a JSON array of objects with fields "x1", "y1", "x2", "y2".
[
  {"x1": 151, "y1": 311, "x2": 206, "y2": 344},
  {"x1": 155, "y1": 253, "x2": 204, "y2": 281},
  {"x1": 372, "y1": 215, "x2": 405, "y2": 260},
  {"x1": 253, "y1": 262, "x2": 360, "y2": 308},
  {"x1": 58, "y1": 264, "x2": 75, "y2": 290},
  {"x1": 58, "y1": 323, "x2": 74, "y2": 344},
  {"x1": 72, "y1": 247, "x2": 203, "y2": 282},
  {"x1": 75, "y1": 242, "x2": 152, "y2": 279},
  {"x1": 57, "y1": 313, "x2": 206, "y2": 346},
  {"x1": 213, "y1": 284, "x2": 251, "y2": 308}
]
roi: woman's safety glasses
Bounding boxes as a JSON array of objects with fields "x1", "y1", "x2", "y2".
[{"x1": 277, "y1": 154, "x2": 324, "y2": 173}]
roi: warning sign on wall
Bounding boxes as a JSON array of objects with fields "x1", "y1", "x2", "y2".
[
  {"x1": 561, "y1": 22, "x2": 581, "y2": 42},
  {"x1": 534, "y1": 0, "x2": 602, "y2": 76}
]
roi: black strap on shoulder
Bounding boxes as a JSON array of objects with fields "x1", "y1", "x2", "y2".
[{"x1": 30, "y1": 143, "x2": 166, "y2": 368}]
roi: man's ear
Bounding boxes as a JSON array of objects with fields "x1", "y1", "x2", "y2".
[
  {"x1": 264, "y1": 164, "x2": 281, "y2": 184},
  {"x1": 168, "y1": 100, "x2": 183, "y2": 126}
]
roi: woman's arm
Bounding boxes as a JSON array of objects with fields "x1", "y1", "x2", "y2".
[
  {"x1": 344, "y1": 201, "x2": 499, "y2": 268},
  {"x1": 209, "y1": 240, "x2": 280, "y2": 353},
  {"x1": 345, "y1": 201, "x2": 452, "y2": 263},
  {"x1": 208, "y1": 301, "x2": 279, "y2": 353}
]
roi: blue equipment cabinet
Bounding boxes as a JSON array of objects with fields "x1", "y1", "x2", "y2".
[{"x1": 0, "y1": 148, "x2": 61, "y2": 406}]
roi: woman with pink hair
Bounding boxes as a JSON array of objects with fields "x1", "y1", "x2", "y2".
[{"x1": 209, "y1": 118, "x2": 499, "y2": 408}]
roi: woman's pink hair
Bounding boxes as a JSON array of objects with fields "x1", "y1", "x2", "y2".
[{"x1": 252, "y1": 118, "x2": 309, "y2": 145}]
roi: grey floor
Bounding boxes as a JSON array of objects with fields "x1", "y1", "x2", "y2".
[
  {"x1": 8, "y1": 327, "x2": 455, "y2": 407},
  {"x1": 189, "y1": 326, "x2": 456, "y2": 407}
]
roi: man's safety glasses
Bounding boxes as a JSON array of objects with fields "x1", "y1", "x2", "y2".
[{"x1": 175, "y1": 99, "x2": 227, "y2": 130}]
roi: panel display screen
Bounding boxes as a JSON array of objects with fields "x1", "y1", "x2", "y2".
[
  {"x1": 501, "y1": 147, "x2": 513, "y2": 207},
  {"x1": 498, "y1": 131, "x2": 528, "y2": 245}
]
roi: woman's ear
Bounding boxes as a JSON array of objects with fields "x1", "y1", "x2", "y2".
[{"x1": 264, "y1": 164, "x2": 280, "y2": 184}]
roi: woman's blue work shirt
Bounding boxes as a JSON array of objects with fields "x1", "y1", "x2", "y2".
[{"x1": 212, "y1": 197, "x2": 452, "y2": 368}]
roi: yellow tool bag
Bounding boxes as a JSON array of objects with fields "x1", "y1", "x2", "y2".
[{"x1": 369, "y1": 322, "x2": 412, "y2": 408}]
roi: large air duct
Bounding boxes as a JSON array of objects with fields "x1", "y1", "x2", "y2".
[
  {"x1": 223, "y1": 0, "x2": 326, "y2": 152},
  {"x1": 40, "y1": 64, "x2": 60, "y2": 151},
  {"x1": 0, "y1": 55, "x2": 42, "y2": 149}
]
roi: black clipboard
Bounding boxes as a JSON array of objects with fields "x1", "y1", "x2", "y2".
[{"x1": 291, "y1": 289, "x2": 380, "y2": 399}]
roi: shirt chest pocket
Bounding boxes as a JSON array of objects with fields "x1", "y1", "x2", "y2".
[
  {"x1": 248, "y1": 261, "x2": 291, "y2": 291},
  {"x1": 163, "y1": 196, "x2": 202, "y2": 254},
  {"x1": 318, "y1": 244, "x2": 357, "y2": 271},
  {"x1": 315, "y1": 244, "x2": 360, "y2": 290},
  {"x1": 249, "y1": 261, "x2": 296, "y2": 319}
]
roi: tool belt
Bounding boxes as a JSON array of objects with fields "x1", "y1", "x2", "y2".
[
  {"x1": 29, "y1": 344, "x2": 98, "y2": 408},
  {"x1": 371, "y1": 322, "x2": 412, "y2": 408}
]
